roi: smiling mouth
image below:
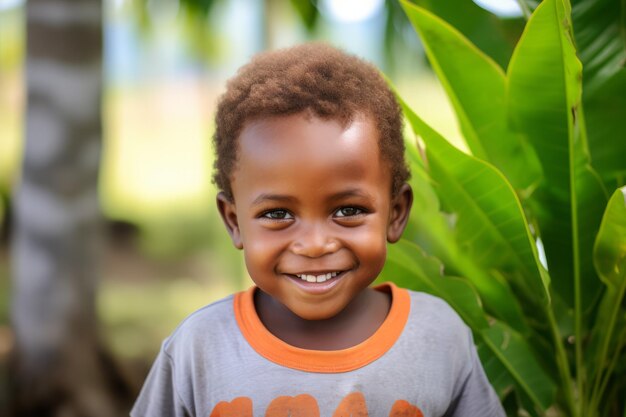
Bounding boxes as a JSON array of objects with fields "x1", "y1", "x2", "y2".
[{"x1": 291, "y1": 271, "x2": 345, "y2": 283}]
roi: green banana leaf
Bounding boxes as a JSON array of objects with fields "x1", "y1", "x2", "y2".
[
  {"x1": 402, "y1": 135, "x2": 452, "y2": 257},
  {"x1": 507, "y1": 0, "x2": 608, "y2": 313},
  {"x1": 400, "y1": 1, "x2": 542, "y2": 192},
  {"x1": 584, "y1": 71, "x2": 626, "y2": 185},
  {"x1": 582, "y1": 6, "x2": 626, "y2": 184},
  {"x1": 414, "y1": 0, "x2": 626, "y2": 185},
  {"x1": 361, "y1": 0, "x2": 623, "y2": 189},
  {"x1": 572, "y1": 0, "x2": 626, "y2": 184},
  {"x1": 518, "y1": 0, "x2": 626, "y2": 95},
  {"x1": 476, "y1": 340, "x2": 514, "y2": 398},
  {"x1": 586, "y1": 187, "x2": 626, "y2": 410},
  {"x1": 571, "y1": 0, "x2": 626, "y2": 96},
  {"x1": 594, "y1": 187, "x2": 626, "y2": 289},
  {"x1": 381, "y1": 239, "x2": 556, "y2": 409},
  {"x1": 479, "y1": 321, "x2": 556, "y2": 413},
  {"x1": 381, "y1": 239, "x2": 487, "y2": 329},
  {"x1": 396, "y1": 0, "x2": 626, "y2": 413},
  {"x1": 398, "y1": 94, "x2": 550, "y2": 311},
  {"x1": 410, "y1": 0, "x2": 524, "y2": 69},
  {"x1": 401, "y1": 128, "x2": 530, "y2": 334},
  {"x1": 393, "y1": 94, "x2": 558, "y2": 410}
]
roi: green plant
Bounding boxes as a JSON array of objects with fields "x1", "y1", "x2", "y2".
[{"x1": 380, "y1": 0, "x2": 626, "y2": 416}]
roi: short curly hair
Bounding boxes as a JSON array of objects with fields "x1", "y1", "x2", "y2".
[{"x1": 213, "y1": 42, "x2": 409, "y2": 200}]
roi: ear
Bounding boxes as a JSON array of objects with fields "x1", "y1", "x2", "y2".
[
  {"x1": 216, "y1": 192, "x2": 243, "y2": 249},
  {"x1": 387, "y1": 183, "x2": 413, "y2": 243}
]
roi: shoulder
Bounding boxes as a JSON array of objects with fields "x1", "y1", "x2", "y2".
[
  {"x1": 402, "y1": 289, "x2": 472, "y2": 349},
  {"x1": 406, "y1": 289, "x2": 466, "y2": 327}
]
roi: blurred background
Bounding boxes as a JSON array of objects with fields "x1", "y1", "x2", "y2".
[{"x1": 0, "y1": 0, "x2": 523, "y2": 414}]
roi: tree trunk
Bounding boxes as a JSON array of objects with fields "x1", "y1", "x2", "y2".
[{"x1": 10, "y1": 0, "x2": 131, "y2": 415}]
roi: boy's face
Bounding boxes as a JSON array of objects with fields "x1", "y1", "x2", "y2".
[{"x1": 218, "y1": 112, "x2": 412, "y2": 320}]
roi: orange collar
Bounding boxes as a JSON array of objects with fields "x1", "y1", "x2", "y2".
[{"x1": 234, "y1": 282, "x2": 410, "y2": 373}]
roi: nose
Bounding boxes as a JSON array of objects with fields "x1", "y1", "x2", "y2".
[{"x1": 290, "y1": 222, "x2": 339, "y2": 258}]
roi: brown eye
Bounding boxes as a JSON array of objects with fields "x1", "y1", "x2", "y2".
[
  {"x1": 263, "y1": 210, "x2": 293, "y2": 220},
  {"x1": 335, "y1": 207, "x2": 363, "y2": 217}
]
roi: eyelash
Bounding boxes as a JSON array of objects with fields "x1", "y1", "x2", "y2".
[
  {"x1": 259, "y1": 206, "x2": 366, "y2": 221},
  {"x1": 260, "y1": 209, "x2": 293, "y2": 220},
  {"x1": 334, "y1": 206, "x2": 365, "y2": 218}
]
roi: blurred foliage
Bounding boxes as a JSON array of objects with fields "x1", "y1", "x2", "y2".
[
  {"x1": 0, "y1": 7, "x2": 23, "y2": 70},
  {"x1": 0, "y1": 7, "x2": 23, "y2": 195},
  {"x1": 383, "y1": 0, "x2": 626, "y2": 416},
  {"x1": 290, "y1": 0, "x2": 319, "y2": 31},
  {"x1": 126, "y1": 0, "x2": 426, "y2": 75},
  {"x1": 100, "y1": 84, "x2": 234, "y2": 262},
  {"x1": 99, "y1": 270, "x2": 243, "y2": 359},
  {"x1": 127, "y1": 0, "x2": 223, "y2": 63}
]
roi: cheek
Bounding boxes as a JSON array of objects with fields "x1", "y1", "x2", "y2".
[
  {"x1": 347, "y1": 224, "x2": 388, "y2": 268},
  {"x1": 349, "y1": 216, "x2": 389, "y2": 243},
  {"x1": 366, "y1": 241, "x2": 388, "y2": 271},
  {"x1": 242, "y1": 228, "x2": 284, "y2": 268}
]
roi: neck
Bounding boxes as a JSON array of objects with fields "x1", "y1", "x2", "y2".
[{"x1": 254, "y1": 287, "x2": 390, "y2": 350}]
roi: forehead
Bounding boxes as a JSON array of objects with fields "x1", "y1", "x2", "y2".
[
  {"x1": 241, "y1": 113, "x2": 378, "y2": 160},
  {"x1": 231, "y1": 113, "x2": 389, "y2": 199}
]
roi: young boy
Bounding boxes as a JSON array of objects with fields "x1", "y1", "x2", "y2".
[{"x1": 131, "y1": 43, "x2": 504, "y2": 417}]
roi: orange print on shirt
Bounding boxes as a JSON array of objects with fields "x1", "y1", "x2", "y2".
[
  {"x1": 332, "y1": 392, "x2": 369, "y2": 417},
  {"x1": 209, "y1": 396, "x2": 253, "y2": 417},
  {"x1": 265, "y1": 394, "x2": 320, "y2": 417},
  {"x1": 208, "y1": 392, "x2": 423, "y2": 417},
  {"x1": 389, "y1": 400, "x2": 424, "y2": 417}
]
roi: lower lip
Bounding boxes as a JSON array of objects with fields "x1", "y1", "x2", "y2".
[{"x1": 286, "y1": 271, "x2": 347, "y2": 294}]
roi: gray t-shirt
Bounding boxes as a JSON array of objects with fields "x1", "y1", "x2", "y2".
[{"x1": 131, "y1": 283, "x2": 504, "y2": 417}]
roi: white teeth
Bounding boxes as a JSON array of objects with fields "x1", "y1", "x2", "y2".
[{"x1": 296, "y1": 271, "x2": 342, "y2": 283}]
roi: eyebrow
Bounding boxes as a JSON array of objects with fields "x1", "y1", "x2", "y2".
[
  {"x1": 328, "y1": 188, "x2": 374, "y2": 201},
  {"x1": 251, "y1": 188, "x2": 373, "y2": 206},
  {"x1": 251, "y1": 193, "x2": 297, "y2": 206}
]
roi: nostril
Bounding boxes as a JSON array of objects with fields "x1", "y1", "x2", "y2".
[{"x1": 290, "y1": 239, "x2": 339, "y2": 258}]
